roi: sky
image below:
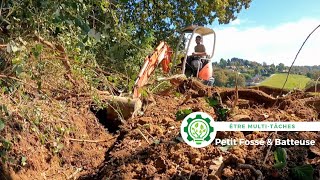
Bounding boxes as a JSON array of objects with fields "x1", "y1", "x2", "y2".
[{"x1": 209, "y1": 0, "x2": 320, "y2": 66}]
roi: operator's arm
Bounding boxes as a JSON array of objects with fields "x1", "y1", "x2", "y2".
[
  {"x1": 192, "y1": 52, "x2": 207, "y2": 56},
  {"x1": 192, "y1": 45, "x2": 206, "y2": 56}
]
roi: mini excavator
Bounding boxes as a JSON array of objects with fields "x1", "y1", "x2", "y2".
[{"x1": 133, "y1": 25, "x2": 216, "y2": 98}]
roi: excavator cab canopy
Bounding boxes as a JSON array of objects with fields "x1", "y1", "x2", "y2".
[{"x1": 181, "y1": 25, "x2": 215, "y2": 36}]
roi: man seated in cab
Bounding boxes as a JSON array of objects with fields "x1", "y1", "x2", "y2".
[{"x1": 189, "y1": 35, "x2": 207, "y2": 76}]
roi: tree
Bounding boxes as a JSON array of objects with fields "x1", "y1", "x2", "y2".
[
  {"x1": 277, "y1": 63, "x2": 285, "y2": 72},
  {"x1": 242, "y1": 73, "x2": 253, "y2": 81},
  {"x1": 270, "y1": 64, "x2": 276, "y2": 74},
  {"x1": 227, "y1": 59, "x2": 231, "y2": 66},
  {"x1": 227, "y1": 73, "x2": 245, "y2": 87},
  {"x1": 306, "y1": 72, "x2": 313, "y2": 78},
  {"x1": 254, "y1": 68, "x2": 260, "y2": 75},
  {"x1": 121, "y1": 0, "x2": 252, "y2": 44},
  {"x1": 219, "y1": 58, "x2": 227, "y2": 68},
  {"x1": 1, "y1": 0, "x2": 253, "y2": 86},
  {"x1": 214, "y1": 70, "x2": 228, "y2": 87},
  {"x1": 244, "y1": 60, "x2": 250, "y2": 66},
  {"x1": 309, "y1": 71, "x2": 320, "y2": 80}
]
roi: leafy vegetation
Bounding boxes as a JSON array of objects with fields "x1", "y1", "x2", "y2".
[
  {"x1": 291, "y1": 165, "x2": 314, "y2": 180},
  {"x1": 122, "y1": 0, "x2": 252, "y2": 44},
  {"x1": 273, "y1": 147, "x2": 315, "y2": 180},
  {"x1": 214, "y1": 69, "x2": 246, "y2": 87},
  {"x1": 273, "y1": 147, "x2": 287, "y2": 169},
  {"x1": 176, "y1": 109, "x2": 192, "y2": 121},
  {"x1": 205, "y1": 97, "x2": 229, "y2": 121}
]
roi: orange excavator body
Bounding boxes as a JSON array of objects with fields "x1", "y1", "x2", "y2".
[
  {"x1": 198, "y1": 62, "x2": 213, "y2": 81},
  {"x1": 133, "y1": 42, "x2": 172, "y2": 98}
]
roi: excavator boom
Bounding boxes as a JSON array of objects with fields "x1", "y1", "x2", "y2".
[{"x1": 133, "y1": 42, "x2": 172, "y2": 98}]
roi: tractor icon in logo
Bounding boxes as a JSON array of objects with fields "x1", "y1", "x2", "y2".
[{"x1": 180, "y1": 112, "x2": 216, "y2": 148}]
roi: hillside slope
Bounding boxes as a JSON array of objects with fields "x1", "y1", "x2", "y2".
[{"x1": 259, "y1": 73, "x2": 312, "y2": 90}]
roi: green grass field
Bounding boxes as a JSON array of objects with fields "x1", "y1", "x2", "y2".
[{"x1": 258, "y1": 73, "x2": 312, "y2": 90}]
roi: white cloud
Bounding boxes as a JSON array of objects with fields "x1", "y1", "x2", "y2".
[
  {"x1": 212, "y1": 18, "x2": 320, "y2": 66},
  {"x1": 230, "y1": 19, "x2": 242, "y2": 25}
]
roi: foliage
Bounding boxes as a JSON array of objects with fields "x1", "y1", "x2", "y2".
[
  {"x1": 205, "y1": 97, "x2": 229, "y2": 121},
  {"x1": 0, "y1": 120, "x2": 4, "y2": 131},
  {"x1": 121, "y1": 0, "x2": 252, "y2": 44},
  {"x1": 214, "y1": 70, "x2": 228, "y2": 86},
  {"x1": 276, "y1": 63, "x2": 285, "y2": 72},
  {"x1": 21, "y1": 156, "x2": 27, "y2": 166},
  {"x1": 272, "y1": 148, "x2": 314, "y2": 179},
  {"x1": 0, "y1": 0, "x2": 255, "y2": 93},
  {"x1": 306, "y1": 70, "x2": 320, "y2": 80},
  {"x1": 0, "y1": 104, "x2": 11, "y2": 163},
  {"x1": 176, "y1": 109, "x2": 192, "y2": 121},
  {"x1": 213, "y1": 69, "x2": 245, "y2": 87},
  {"x1": 273, "y1": 147, "x2": 287, "y2": 169},
  {"x1": 1, "y1": 0, "x2": 152, "y2": 86},
  {"x1": 219, "y1": 58, "x2": 227, "y2": 68},
  {"x1": 291, "y1": 165, "x2": 314, "y2": 180},
  {"x1": 215, "y1": 108, "x2": 229, "y2": 121},
  {"x1": 227, "y1": 72, "x2": 246, "y2": 87},
  {"x1": 206, "y1": 97, "x2": 219, "y2": 107}
]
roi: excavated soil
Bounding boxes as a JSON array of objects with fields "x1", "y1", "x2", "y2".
[
  {"x1": 306, "y1": 84, "x2": 320, "y2": 93},
  {"x1": 2, "y1": 79, "x2": 319, "y2": 180},
  {"x1": 80, "y1": 80, "x2": 320, "y2": 180},
  {"x1": 0, "y1": 103, "x2": 115, "y2": 180}
]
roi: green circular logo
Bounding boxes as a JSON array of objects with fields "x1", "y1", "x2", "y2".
[{"x1": 181, "y1": 112, "x2": 216, "y2": 148}]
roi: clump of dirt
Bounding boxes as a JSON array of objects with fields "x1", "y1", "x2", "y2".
[{"x1": 85, "y1": 79, "x2": 320, "y2": 180}]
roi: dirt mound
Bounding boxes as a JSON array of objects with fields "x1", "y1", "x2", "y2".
[
  {"x1": 305, "y1": 84, "x2": 320, "y2": 92},
  {"x1": 81, "y1": 79, "x2": 320, "y2": 180},
  {"x1": 250, "y1": 86, "x2": 290, "y2": 97},
  {"x1": 2, "y1": 76, "x2": 319, "y2": 179},
  {"x1": 0, "y1": 97, "x2": 115, "y2": 180}
]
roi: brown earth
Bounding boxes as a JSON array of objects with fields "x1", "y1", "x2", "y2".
[
  {"x1": 1, "y1": 79, "x2": 320, "y2": 180},
  {"x1": 0, "y1": 98, "x2": 115, "y2": 180},
  {"x1": 305, "y1": 84, "x2": 320, "y2": 93},
  {"x1": 249, "y1": 86, "x2": 290, "y2": 98},
  {"x1": 80, "y1": 80, "x2": 319, "y2": 180}
]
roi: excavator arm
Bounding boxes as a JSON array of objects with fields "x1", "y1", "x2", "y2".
[{"x1": 133, "y1": 41, "x2": 172, "y2": 98}]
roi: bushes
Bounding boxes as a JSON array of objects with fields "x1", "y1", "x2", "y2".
[{"x1": 213, "y1": 69, "x2": 246, "y2": 87}]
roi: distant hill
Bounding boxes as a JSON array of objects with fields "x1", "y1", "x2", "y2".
[
  {"x1": 258, "y1": 73, "x2": 312, "y2": 90},
  {"x1": 213, "y1": 57, "x2": 320, "y2": 88},
  {"x1": 215, "y1": 57, "x2": 320, "y2": 79}
]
